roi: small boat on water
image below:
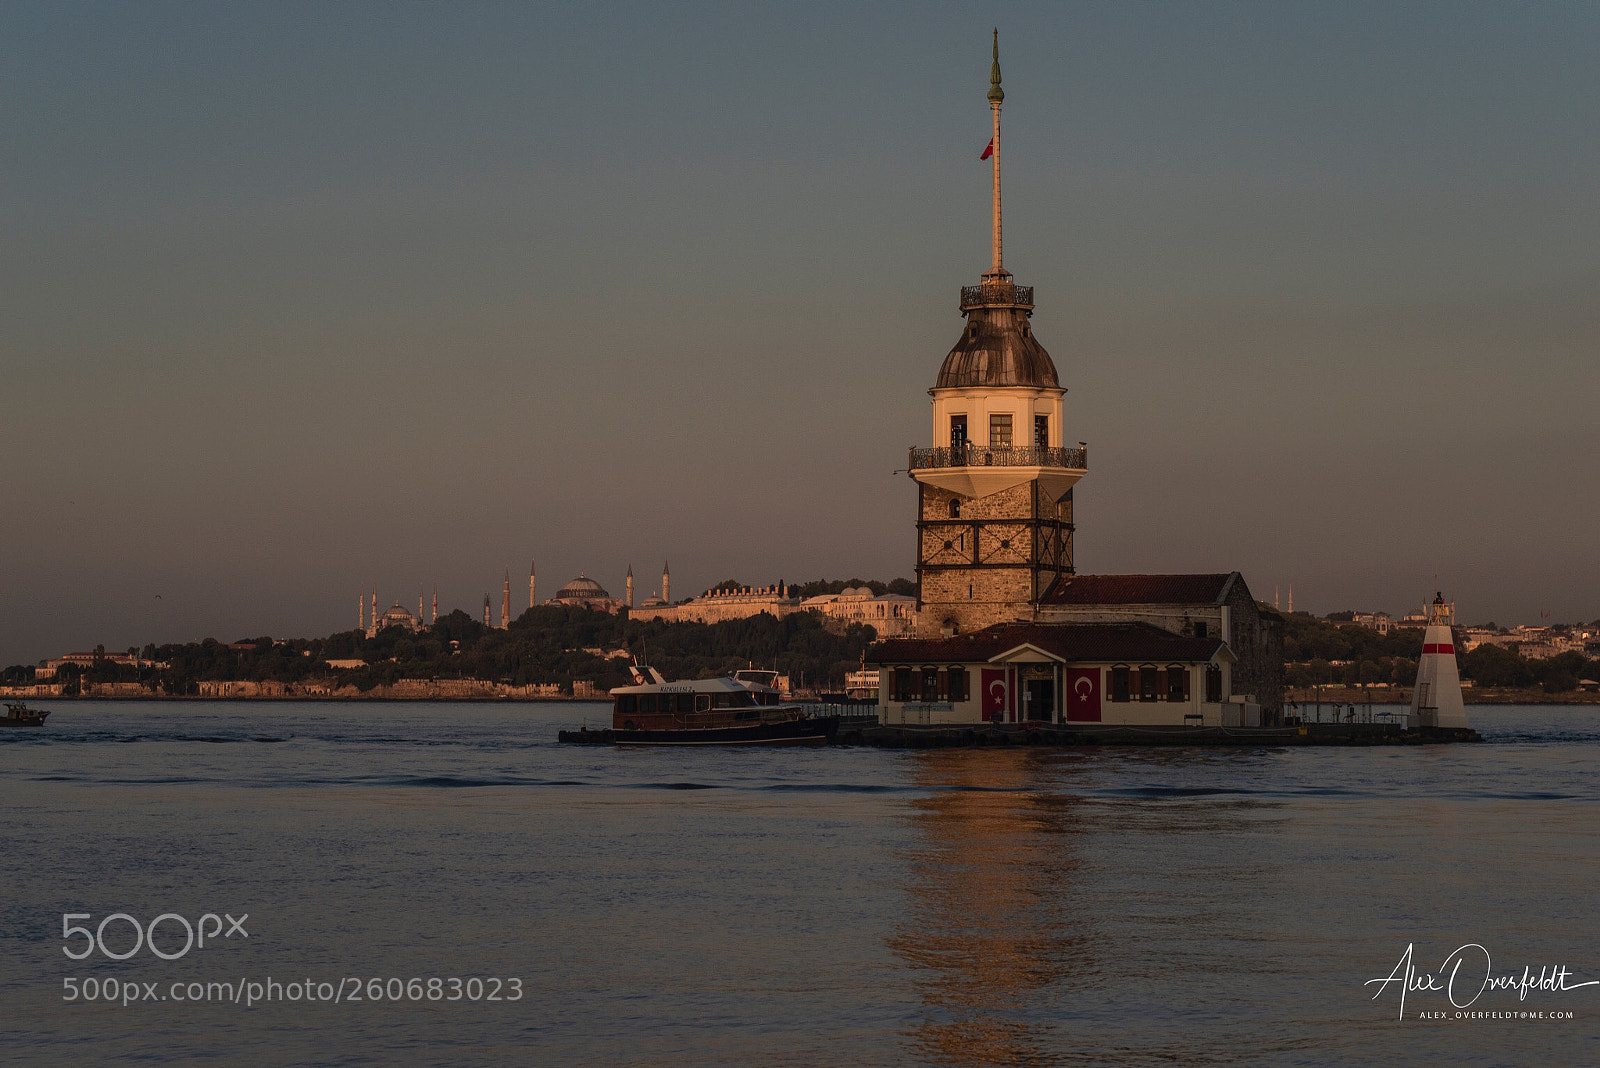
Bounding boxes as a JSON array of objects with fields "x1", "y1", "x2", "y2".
[
  {"x1": 2, "y1": 702, "x2": 50, "y2": 727},
  {"x1": 608, "y1": 668, "x2": 836, "y2": 746}
]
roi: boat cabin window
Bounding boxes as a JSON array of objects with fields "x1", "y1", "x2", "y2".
[
  {"x1": 672, "y1": 693, "x2": 694, "y2": 713},
  {"x1": 639, "y1": 694, "x2": 657, "y2": 713},
  {"x1": 696, "y1": 694, "x2": 711, "y2": 712},
  {"x1": 615, "y1": 694, "x2": 638, "y2": 714}
]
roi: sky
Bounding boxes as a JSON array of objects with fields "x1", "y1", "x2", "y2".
[{"x1": 3, "y1": 1, "x2": 1598, "y2": 665}]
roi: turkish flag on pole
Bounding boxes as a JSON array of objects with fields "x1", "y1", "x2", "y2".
[
  {"x1": 979, "y1": 137, "x2": 995, "y2": 161},
  {"x1": 1066, "y1": 668, "x2": 1102, "y2": 722}
]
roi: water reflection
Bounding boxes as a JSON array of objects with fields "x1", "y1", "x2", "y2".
[
  {"x1": 886, "y1": 750, "x2": 1085, "y2": 1066},
  {"x1": 889, "y1": 747, "x2": 1289, "y2": 1067}
]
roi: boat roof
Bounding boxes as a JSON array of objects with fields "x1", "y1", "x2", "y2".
[{"x1": 609, "y1": 676, "x2": 772, "y2": 696}]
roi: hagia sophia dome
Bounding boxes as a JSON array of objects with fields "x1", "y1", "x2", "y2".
[{"x1": 555, "y1": 574, "x2": 610, "y2": 600}]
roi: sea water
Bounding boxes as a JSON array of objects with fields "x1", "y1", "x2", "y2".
[{"x1": 2, "y1": 702, "x2": 1597, "y2": 1066}]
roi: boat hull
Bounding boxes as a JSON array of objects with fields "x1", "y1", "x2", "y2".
[
  {"x1": 1, "y1": 705, "x2": 49, "y2": 727},
  {"x1": 613, "y1": 716, "x2": 838, "y2": 747}
]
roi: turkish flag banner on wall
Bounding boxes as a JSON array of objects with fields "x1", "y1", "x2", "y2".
[
  {"x1": 1066, "y1": 668, "x2": 1101, "y2": 722},
  {"x1": 981, "y1": 669, "x2": 1008, "y2": 721}
]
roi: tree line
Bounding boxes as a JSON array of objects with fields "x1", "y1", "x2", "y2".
[
  {"x1": 4, "y1": 599, "x2": 888, "y2": 697},
  {"x1": 1280, "y1": 612, "x2": 1598, "y2": 693}
]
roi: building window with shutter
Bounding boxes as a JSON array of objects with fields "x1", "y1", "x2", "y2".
[
  {"x1": 989, "y1": 413, "x2": 1013, "y2": 447},
  {"x1": 1205, "y1": 665, "x2": 1223, "y2": 702},
  {"x1": 894, "y1": 667, "x2": 914, "y2": 701},
  {"x1": 1139, "y1": 666, "x2": 1160, "y2": 702},
  {"x1": 947, "y1": 666, "x2": 967, "y2": 702},
  {"x1": 1167, "y1": 666, "x2": 1188, "y2": 702},
  {"x1": 922, "y1": 667, "x2": 939, "y2": 701},
  {"x1": 1111, "y1": 666, "x2": 1131, "y2": 703}
]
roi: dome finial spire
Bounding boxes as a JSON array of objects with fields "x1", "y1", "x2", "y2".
[
  {"x1": 988, "y1": 28, "x2": 1004, "y2": 104},
  {"x1": 983, "y1": 29, "x2": 1006, "y2": 280}
]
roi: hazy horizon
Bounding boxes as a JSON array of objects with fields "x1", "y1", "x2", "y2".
[{"x1": 5, "y1": 2, "x2": 1598, "y2": 666}]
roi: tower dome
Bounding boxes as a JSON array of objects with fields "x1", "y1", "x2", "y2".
[{"x1": 936, "y1": 282, "x2": 1058, "y2": 388}]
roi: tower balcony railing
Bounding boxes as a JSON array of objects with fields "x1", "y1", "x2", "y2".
[
  {"x1": 960, "y1": 282, "x2": 1033, "y2": 310},
  {"x1": 909, "y1": 443, "x2": 1087, "y2": 471}
]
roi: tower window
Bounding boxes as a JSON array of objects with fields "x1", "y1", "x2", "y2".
[
  {"x1": 948, "y1": 499, "x2": 961, "y2": 519},
  {"x1": 1035, "y1": 415, "x2": 1049, "y2": 448},
  {"x1": 989, "y1": 413, "x2": 1012, "y2": 447},
  {"x1": 950, "y1": 414, "x2": 968, "y2": 449}
]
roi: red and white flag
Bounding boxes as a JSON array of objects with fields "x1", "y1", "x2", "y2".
[{"x1": 979, "y1": 137, "x2": 994, "y2": 161}]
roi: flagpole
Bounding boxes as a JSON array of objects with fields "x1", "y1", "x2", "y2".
[{"x1": 987, "y1": 28, "x2": 1005, "y2": 280}]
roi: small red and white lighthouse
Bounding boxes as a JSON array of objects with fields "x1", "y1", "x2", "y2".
[{"x1": 1410, "y1": 593, "x2": 1469, "y2": 729}]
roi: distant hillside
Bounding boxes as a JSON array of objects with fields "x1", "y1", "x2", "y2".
[
  {"x1": 4, "y1": 606, "x2": 878, "y2": 697},
  {"x1": 1276, "y1": 610, "x2": 1597, "y2": 693}
]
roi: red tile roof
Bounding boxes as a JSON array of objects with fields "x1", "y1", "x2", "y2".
[
  {"x1": 1040, "y1": 573, "x2": 1238, "y2": 606},
  {"x1": 868, "y1": 621, "x2": 1223, "y2": 665}
]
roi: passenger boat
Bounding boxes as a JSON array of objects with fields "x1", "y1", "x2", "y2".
[
  {"x1": 2, "y1": 702, "x2": 50, "y2": 727},
  {"x1": 609, "y1": 669, "x2": 836, "y2": 746}
]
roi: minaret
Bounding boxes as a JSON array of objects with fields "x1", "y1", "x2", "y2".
[
  {"x1": 483, "y1": 594, "x2": 491, "y2": 626},
  {"x1": 359, "y1": 591, "x2": 365, "y2": 633},
  {"x1": 529, "y1": 559, "x2": 537, "y2": 611},
  {"x1": 432, "y1": 586, "x2": 438, "y2": 624},
  {"x1": 501, "y1": 568, "x2": 511, "y2": 628},
  {"x1": 370, "y1": 590, "x2": 377, "y2": 638},
  {"x1": 626, "y1": 565, "x2": 634, "y2": 608},
  {"x1": 908, "y1": 32, "x2": 1085, "y2": 638},
  {"x1": 418, "y1": 586, "x2": 425, "y2": 624},
  {"x1": 662, "y1": 561, "x2": 670, "y2": 604}
]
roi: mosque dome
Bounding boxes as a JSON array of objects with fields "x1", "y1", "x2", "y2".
[{"x1": 556, "y1": 575, "x2": 611, "y2": 600}]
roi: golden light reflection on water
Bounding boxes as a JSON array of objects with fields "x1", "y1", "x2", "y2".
[
  {"x1": 887, "y1": 748, "x2": 1290, "y2": 1067},
  {"x1": 888, "y1": 749, "x2": 1093, "y2": 1067}
]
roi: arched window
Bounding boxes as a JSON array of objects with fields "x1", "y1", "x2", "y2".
[{"x1": 948, "y1": 498, "x2": 961, "y2": 518}]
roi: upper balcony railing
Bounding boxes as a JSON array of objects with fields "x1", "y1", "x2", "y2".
[
  {"x1": 960, "y1": 282, "x2": 1033, "y2": 310},
  {"x1": 909, "y1": 444, "x2": 1087, "y2": 471}
]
